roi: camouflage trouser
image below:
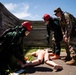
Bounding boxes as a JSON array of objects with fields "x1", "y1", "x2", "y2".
[
  {"x1": 51, "y1": 34, "x2": 61, "y2": 55},
  {"x1": 70, "y1": 37, "x2": 76, "y2": 57}
]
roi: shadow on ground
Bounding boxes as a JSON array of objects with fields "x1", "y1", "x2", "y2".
[{"x1": 24, "y1": 66, "x2": 53, "y2": 73}]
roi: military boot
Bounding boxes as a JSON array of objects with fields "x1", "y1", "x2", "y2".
[
  {"x1": 61, "y1": 56, "x2": 72, "y2": 61},
  {"x1": 66, "y1": 55, "x2": 76, "y2": 65}
]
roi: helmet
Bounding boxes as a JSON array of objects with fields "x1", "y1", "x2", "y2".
[
  {"x1": 43, "y1": 14, "x2": 51, "y2": 21},
  {"x1": 22, "y1": 21, "x2": 32, "y2": 31}
]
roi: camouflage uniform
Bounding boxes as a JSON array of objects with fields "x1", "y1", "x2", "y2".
[
  {"x1": 54, "y1": 7, "x2": 76, "y2": 65},
  {"x1": 60, "y1": 12, "x2": 76, "y2": 65}
]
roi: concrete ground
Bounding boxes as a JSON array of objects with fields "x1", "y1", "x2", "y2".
[{"x1": 24, "y1": 52, "x2": 76, "y2": 75}]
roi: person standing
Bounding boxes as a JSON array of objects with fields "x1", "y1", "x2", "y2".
[
  {"x1": 42, "y1": 14, "x2": 63, "y2": 59},
  {"x1": 54, "y1": 7, "x2": 76, "y2": 65}
]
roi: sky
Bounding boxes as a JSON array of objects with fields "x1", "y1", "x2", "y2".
[{"x1": 0, "y1": 0, "x2": 76, "y2": 21}]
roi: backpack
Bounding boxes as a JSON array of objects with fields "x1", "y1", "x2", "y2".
[
  {"x1": 0, "y1": 26, "x2": 21, "y2": 52},
  {"x1": 64, "y1": 12, "x2": 76, "y2": 37}
]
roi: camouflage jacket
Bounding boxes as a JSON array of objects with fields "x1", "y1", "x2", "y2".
[{"x1": 60, "y1": 12, "x2": 76, "y2": 38}]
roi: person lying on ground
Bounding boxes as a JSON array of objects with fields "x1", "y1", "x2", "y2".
[{"x1": 18, "y1": 48, "x2": 63, "y2": 71}]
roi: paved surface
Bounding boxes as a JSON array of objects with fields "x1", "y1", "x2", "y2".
[{"x1": 22, "y1": 52, "x2": 76, "y2": 75}]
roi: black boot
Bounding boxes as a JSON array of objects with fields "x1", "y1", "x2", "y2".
[{"x1": 61, "y1": 56, "x2": 72, "y2": 61}]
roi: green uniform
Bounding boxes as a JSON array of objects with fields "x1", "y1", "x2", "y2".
[{"x1": 0, "y1": 27, "x2": 26, "y2": 69}]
